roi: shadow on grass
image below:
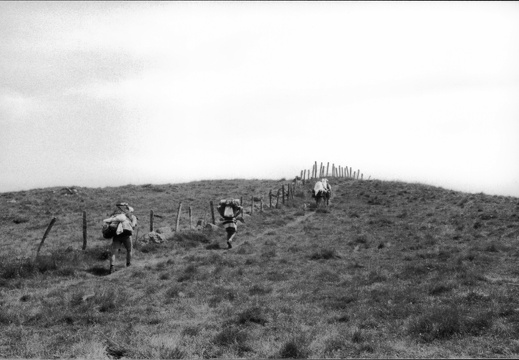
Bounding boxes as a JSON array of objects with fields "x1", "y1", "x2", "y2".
[{"x1": 87, "y1": 265, "x2": 111, "y2": 277}]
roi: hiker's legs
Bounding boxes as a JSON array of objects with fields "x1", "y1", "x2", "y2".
[
  {"x1": 123, "y1": 236, "x2": 133, "y2": 266},
  {"x1": 226, "y1": 228, "x2": 236, "y2": 248},
  {"x1": 110, "y1": 240, "x2": 119, "y2": 273}
]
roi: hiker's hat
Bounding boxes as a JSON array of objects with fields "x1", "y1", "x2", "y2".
[{"x1": 116, "y1": 202, "x2": 134, "y2": 212}]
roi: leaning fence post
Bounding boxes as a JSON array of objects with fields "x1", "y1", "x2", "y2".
[
  {"x1": 82, "y1": 211, "x2": 87, "y2": 250},
  {"x1": 210, "y1": 201, "x2": 216, "y2": 225},
  {"x1": 189, "y1": 206, "x2": 193, "y2": 229},
  {"x1": 150, "y1": 210, "x2": 154, "y2": 232},
  {"x1": 175, "y1": 202, "x2": 183, "y2": 232},
  {"x1": 36, "y1": 217, "x2": 56, "y2": 260},
  {"x1": 251, "y1": 196, "x2": 254, "y2": 216}
]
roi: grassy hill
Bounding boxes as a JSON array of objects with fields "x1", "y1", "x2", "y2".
[{"x1": 1, "y1": 177, "x2": 519, "y2": 358}]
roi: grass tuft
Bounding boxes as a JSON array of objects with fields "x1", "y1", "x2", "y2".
[
  {"x1": 236, "y1": 306, "x2": 268, "y2": 326},
  {"x1": 279, "y1": 336, "x2": 308, "y2": 359},
  {"x1": 408, "y1": 305, "x2": 462, "y2": 342},
  {"x1": 309, "y1": 248, "x2": 340, "y2": 260}
]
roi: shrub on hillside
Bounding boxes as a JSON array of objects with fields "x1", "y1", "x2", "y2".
[
  {"x1": 248, "y1": 284, "x2": 272, "y2": 296},
  {"x1": 213, "y1": 326, "x2": 251, "y2": 354},
  {"x1": 309, "y1": 248, "x2": 340, "y2": 260},
  {"x1": 279, "y1": 336, "x2": 309, "y2": 359},
  {"x1": 408, "y1": 305, "x2": 462, "y2": 342},
  {"x1": 236, "y1": 306, "x2": 268, "y2": 326}
]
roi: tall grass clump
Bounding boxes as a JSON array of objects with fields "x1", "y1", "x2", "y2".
[
  {"x1": 279, "y1": 336, "x2": 309, "y2": 359},
  {"x1": 408, "y1": 305, "x2": 462, "y2": 342}
]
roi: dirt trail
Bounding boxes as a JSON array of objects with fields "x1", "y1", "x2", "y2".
[{"x1": 112, "y1": 186, "x2": 335, "y2": 272}]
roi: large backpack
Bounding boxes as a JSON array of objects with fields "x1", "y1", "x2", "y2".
[
  {"x1": 102, "y1": 222, "x2": 119, "y2": 239},
  {"x1": 217, "y1": 199, "x2": 240, "y2": 218},
  {"x1": 102, "y1": 213, "x2": 134, "y2": 238}
]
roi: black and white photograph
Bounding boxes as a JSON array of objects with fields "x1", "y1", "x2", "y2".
[{"x1": 0, "y1": 1, "x2": 518, "y2": 358}]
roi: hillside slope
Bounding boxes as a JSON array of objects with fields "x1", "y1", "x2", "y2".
[{"x1": 1, "y1": 178, "x2": 519, "y2": 358}]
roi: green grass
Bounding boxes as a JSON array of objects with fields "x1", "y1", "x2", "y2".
[{"x1": 0, "y1": 178, "x2": 519, "y2": 358}]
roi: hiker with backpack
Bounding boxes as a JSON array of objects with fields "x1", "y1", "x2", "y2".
[
  {"x1": 216, "y1": 199, "x2": 244, "y2": 249},
  {"x1": 102, "y1": 202, "x2": 138, "y2": 274}
]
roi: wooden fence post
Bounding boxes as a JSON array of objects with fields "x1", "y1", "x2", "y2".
[
  {"x1": 361, "y1": 173, "x2": 364, "y2": 180},
  {"x1": 357, "y1": 170, "x2": 360, "y2": 180},
  {"x1": 251, "y1": 196, "x2": 254, "y2": 216},
  {"x1": 210, "y1": 201, "x2": 216, "y2": 225},
  {"x1": 150, "y1": 210, "x2": 154, "y2": 232},
  {"x1": 175, "y1": 202, "x2": 183, "y2": 232},
  {"x1": 260, "y1": 199, "x2": 263, "y2": 212},
  {"x1": 350, "y1": 167, "x2": 352, "y2": 178},
  {"x1": 282, "y1": 185, "x2": 285, "y2": 205},
  {"x1": 82, "y1": 211, "x2": 87, "y2": 250},
  {"x1": 276, "y1": 189, "x2": 280, "y2": 208},
  {"x1": 326, "y1": 162, "x2": 329, "y2": 177},
  {"x1": 36, "y1": 217, "x2": 56, "y2": 260},
  {"x1": 240, "y1": 197, "x2": 243, "y2": 208},
  {"x1": 189, "y1": 206, "x2": 193, "y2": 230},
  {"x1": 303, "y1": 169, "x2": 306, "y2": 185},
  {"x1": 269, "y1": 190, "x2": 272, "y2": 208}
]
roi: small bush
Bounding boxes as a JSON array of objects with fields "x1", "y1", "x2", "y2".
[
  {"x1": 464, "y1": 311, "x2": 494, "y2": 336},
  {"x1": 236, "y1": 307, "x2": 268, "y2": 326},
  {"x1": 279, "y1": 336, "x2": 308, "y2": 359},
  {"x1": 408, "y1": 305, "x2": 462, "y2": 342},
  {"x1": 248, "y1": 284, "x2": 272, "y2": 296},
  {"x1": 213, "y1": 326, "x2": 248, "y2": 348},
  {"x1": 428, "y1": 283, "x2": 453, "y2": 296},
  {"x1": 182, "y1": 326, "x2": 200, "y2": 337},
  {"x1": 96, "y1": 289, "x2": 125, "y2": 313},
  {"x1": 327, "y1": 295, "x2": 358, "y2": 310},
  {"x1": 165, "y1": 285, "x2": 182, "y2": 298},
  {"x1": 177, "y1": 264, "x2": 197, "y2": 282},
  {"x1": 159, "y1": 272, "x2": 171, "y2": 280},
  {"x1": 309, "y1": 248, "x2": 340, "y2": 260},
  {"x1": 351, "y1": 328, "x2": 364, "y2": 343}
]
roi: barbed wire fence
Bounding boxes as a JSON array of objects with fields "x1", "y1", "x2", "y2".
[{"x1": 37, "y1": 161, "x2": 370, "y2": 251}]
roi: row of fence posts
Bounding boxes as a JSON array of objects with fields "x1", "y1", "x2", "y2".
[
  {"x1": 35, "y1": 162, "x2": 366, "y2": 255},
  {"x1": 299, "y1": 161, "x2": 368, "y2": 184},
  {"x1": 59, "y1": 185, "x2": 295, "y2": 253}
]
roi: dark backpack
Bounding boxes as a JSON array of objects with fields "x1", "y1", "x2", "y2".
[{"x1": 102, "y1": 222, "x2": 118, "y2": 239}]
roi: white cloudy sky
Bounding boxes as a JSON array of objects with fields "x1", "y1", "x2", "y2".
[{"x1": 1, "y1": 1, "x2": 518, "y2": 196}]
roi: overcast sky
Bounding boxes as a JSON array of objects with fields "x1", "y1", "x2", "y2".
[{"x1": 1, "y1": 1, "x2": 518, "y2": 197}]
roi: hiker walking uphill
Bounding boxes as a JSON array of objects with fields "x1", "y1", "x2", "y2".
[
  {"x1": 102, "y1": 203, "x2": 138, "y2": 274},
  {"x1": 216, "y1": 199, "x2": 244, "y2": 249}
]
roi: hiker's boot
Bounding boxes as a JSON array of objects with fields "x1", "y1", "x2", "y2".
[
  {"x1": 109, "y1": 265, "x2": 115, "y2": 274},
  {"x1": 227, "y1": 241, "x2": 232, "y2": 249}
]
